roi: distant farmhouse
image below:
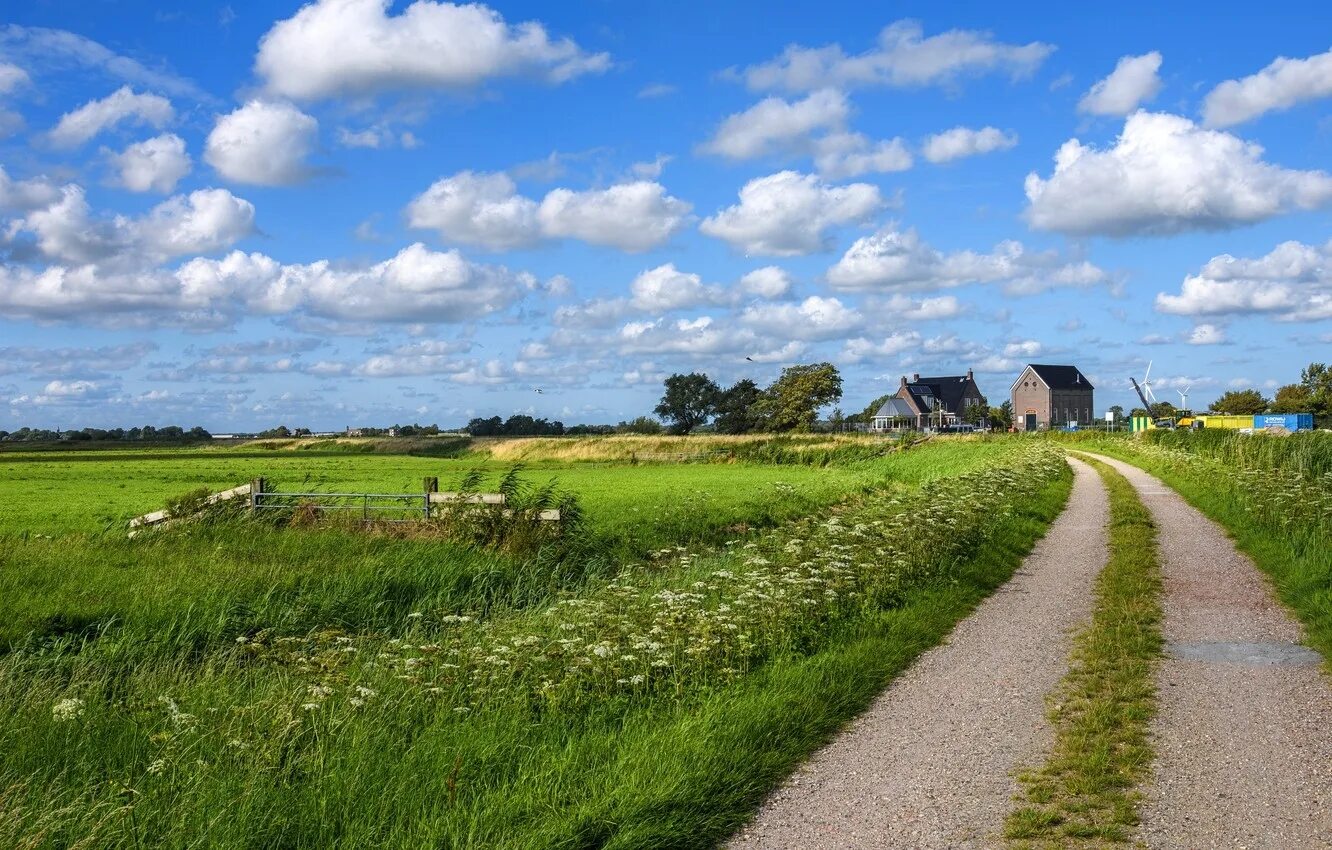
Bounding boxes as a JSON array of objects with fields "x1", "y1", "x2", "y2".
[
  {"x1": 1011, "y1": 364, "x2": 1094, "y2": 431},
  {"x1": 872, "y1": 369, "x2": 986, "y2": 431}
]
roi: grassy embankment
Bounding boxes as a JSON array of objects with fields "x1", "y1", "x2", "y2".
[
  {"x1": 0, "y1": 438, "x2": 1071, "y2": 848},
  {"x1": 1054, "y1": 430, "x2": 1332, "y2": 664},
  {"x1": 1006, "y1": 455, "x2": 1163, "y2": 846}
]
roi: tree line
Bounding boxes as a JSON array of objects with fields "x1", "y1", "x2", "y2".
[
  {"x1": 0, "y1": 425, "x2": 212, "y2": 442},
  {"x1": 1129, "y1": 361, "x2": 1332, "y2": 426},
  {"x1": 653, "y1": 363, "x2": 843, "y2": 434}
]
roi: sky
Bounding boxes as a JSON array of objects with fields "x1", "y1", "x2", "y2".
[{"x1": 1, "y1": 0, "x2": 1330, "y2": 431}]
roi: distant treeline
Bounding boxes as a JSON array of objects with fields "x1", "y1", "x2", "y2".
[
  {"x1": 0, "y1": 425, "x2": 212, "y2": 442},
  {"x1": 465, "y1": 415, "x2": 667, "y2": 437}
]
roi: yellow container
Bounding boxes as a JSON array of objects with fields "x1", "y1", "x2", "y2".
[{"x1": 1197, "y1": 415, "x2": 1252, "y2": 430}]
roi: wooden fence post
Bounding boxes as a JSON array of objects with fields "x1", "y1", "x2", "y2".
[
  {"x1": 423, "y1": 477, "x2": 438, "y2": 520},
  {"x1": 250, "y1": 477, "x2": 266, "y2": 512}
]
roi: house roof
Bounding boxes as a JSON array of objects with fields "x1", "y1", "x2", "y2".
[
  {"x1": 910, "y1": 374, "x2": 974, "y2": 414},
  {"x1": 1022, "y1": 364, "x2": 1094, "y2": 391},
  {"x1": 873, "y1": 397, "x2": 916, "y2": 419}
]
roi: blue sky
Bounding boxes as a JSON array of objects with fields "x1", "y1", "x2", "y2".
[{"x1": 1, "y1": 0, "x2": 1330, "y2": 430}]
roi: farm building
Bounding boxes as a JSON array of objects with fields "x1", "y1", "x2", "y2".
[
  {"x1": 873, "y1": 370, "x2": 986, "y2": 430},
  {"x1": 1011, "y1": 364, "x2": 1094, "y2": 431}
]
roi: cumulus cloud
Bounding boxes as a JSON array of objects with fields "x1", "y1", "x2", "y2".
[
  {"x1": 921, "y1": 126, "x2": 1017, "y2": 163},
  {"x1": 406, "y1": 172, "x2": 691, "y2": 252},
  {"x1": 700, "y1": 89, "x2": 849, "y2": 159},
  {"x1": 255, "y1": 0, "x2": 609, "y2": 100},
  {"x1": 107, "y1": 133, "x2": 191, "y2": 193},
  {"x1": 1203, "y1": 48, "x2": 1332, "y2": 127},
  {"x1": 1187, "y1": 323, "x2": 1226, "y2": 345},
  {"x1": 827, "y1": 225, "x2": 1108, "y2": 294},
  {"x1": 700, "y1": 170, "x2": 883, "y2": 256},
  {"x1": 6, "y1": 184, "x2": 254, "y2": 268},
  {"x1": 876, "y1": 293, "x2": 964, "y2": 320},
  {"x1": 0, "y1": 167, "x2": 62, "y2": 211},
  {"x1": 629, "y1": 263, "x2": 724, "y2": 311},
  {"x1": 1078, "y1": 52, "x2": 1163, "y2": 116},
  {"x1": 698, "y1": 90, "x2": 910, "y2": 178},
  {"x1": 48, "y1": 86, "x2": 173, "y2": 147},
  {"x1": 1024, "y1": 111, "x2": 1332, "y2": 236},
  {"x1": 1154, "y1": 238, "x2": 1332, "y2": 322},
  {"x1": 737, "y1": 266, "x2": 792, "y2": 299},
  {"x1": 841, "y1": 331, "x2": 922, "y2": 363},
  {"x1": 205, "y1": 100, "x2": 318, "y2": 186},
  {"x1": 739, "y1": 295, "x2": 861, "y2": 340},
  {"x1": 0, "y1": 242, "x2": 533, "y2": 325},
  {"x1": 738, "y1": 20, "x2": 1053, "y2": 93}
]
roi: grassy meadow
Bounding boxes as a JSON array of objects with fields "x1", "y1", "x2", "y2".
[{"x1": 0, "y1": 435, "x2": 1071, "y2": 848}]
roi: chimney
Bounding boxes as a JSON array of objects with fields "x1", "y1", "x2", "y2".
[
  {"x1": 912, "y1": 373, "x2": 920, "y2": 383},
  {"x1": 966, "y1": 368, "x2": 974, "y2": 381},
  {"x1": 900, "y1": 375, "x2": 908, "y2": 389}
]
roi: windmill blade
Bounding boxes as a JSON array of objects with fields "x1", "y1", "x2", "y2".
[{"x1": 1143, "y1": 360, "x2": 1152, "y2": 383}]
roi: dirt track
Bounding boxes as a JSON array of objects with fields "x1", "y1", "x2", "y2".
[
  {"x1": 1079, "y1": 452, "x2": 1332, "y2": 849},
  {"x1": 728, "y1": 458, "x2": 1108, "y2": 849}
]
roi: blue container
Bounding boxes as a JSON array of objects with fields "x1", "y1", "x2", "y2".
[{"x1": 1253, "y1": 413, "x2": 1314, "y2": 431}]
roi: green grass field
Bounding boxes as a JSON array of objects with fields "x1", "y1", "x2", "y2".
[{"x1": 0, "y1": 436, "x2": 1071, "y2": 848}]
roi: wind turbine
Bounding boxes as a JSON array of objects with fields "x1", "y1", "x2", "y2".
[
  {"x1": 1176, "y1": 385, "x2": 1191, "y2": 411},
  {"x1": 1141, "y1": 360, "x2": 1158, "y2": 406}
]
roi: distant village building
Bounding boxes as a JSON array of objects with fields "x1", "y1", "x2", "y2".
[
  {"x1": 873, "y1": 369, "x2": 986, "y2": 430},
  {"x1": 1011, "y1": 364, "x2": 1094, "y2": 431}
]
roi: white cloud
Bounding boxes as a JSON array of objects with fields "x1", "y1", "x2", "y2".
[
  {"x1": 629, "y1": 263, "x2": 721, "y2": 311},
  {"x1": 738, "y1": 20, "x2": 1053, "y2": 93},
  {"x1": 740, "y1": 295, "x2": 861, "y2": 340},
  {"x1": 0, "y1": 167, "x2": 62, "y2": 211},
  {"x1": 255, "y1": 0, "x2": 609, "y2": 100},
  {"x1": 0, "y1": 242, "x2": 532, "y2": 325},
  {"x1": 812, "y1": 132, "x2": 912, "y2": 178},
  {"x1": 1004, "y1": 340, "x2": 1043, "y2": 358},
  {"x1": 698, "y1": 90, "x2": 910, "y2": 178},
  {"x1": 700, "y1": 170, "x2": 883, "y2": 256},
  {"x1": 1203, "y1": 48, "x2": 1332, "y2": 127},
  {"x1": 337, "y1": 126, "x2": 419, "y2": 149},
  {"x1": 700, "y1": 89, "x2": 849, "y2": 159},
  {"x1": 205, "y1": 100, "x2": 318, "y2": 186},
  {"x1": 879, "y1": 293, "x2": 964, "y2": 320},
  {"x1": 537, "y1": 182, "x2": 692, "y2": 251},
  {"x1": 406, "y1": 173, "x2": 691, "y2": 252},
  {"x1": 1078, "y1": 52, "x2": 1163, "y2": 116},
  {"x1": 841, "y1": 331, "x2": 922, "y2": 363},
  {"x1": 737, "y1": 266, "x2": 792, "y2": 299},
  {"x1": 1024, "y1": 111, "x2": 1332, "y2": 236},
  {"x1": 0, "y1": 26, "x2": 212, "y2": 101},
  {"x1": 8, "y1": 184, "x2": 253, "y2": 267},
  {"x1": 637, "y1": 83, "x2": 677, "y2": 99},
  {"x1": 0, "y1": 62, "x2": 28, "y2": 94},
  {"x1": 48, "y1": 86, "x2": 173, "y2": 148},
  {"x1": 921, "y1": 126, "x2": 1017, "y2": 163},
  {"x1": 107, "y1": 133, "x2": 191, "y2": 193},
  {"x1": 406, "y1": 171, "x2": 538, "y2": 250},
  {"x1": 1187, "y1": 323, "x2": 1226, "y2": 345},
  {"x1": 1154, "y1": 239, "x2": 1332, "y2": 322},
  {"x1": 827, "y1": 226, "x2": 1108, "y2": 294}
]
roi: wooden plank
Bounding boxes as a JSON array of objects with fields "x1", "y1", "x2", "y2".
[
  {"x1": 129, "y1": 509, "x2": 169, "y2": 528},
  {"x1": 429, "y1": 492, "x2": 506, "y2": 505},
  {"x1": 129, "y1": 482, "x2": 252, "y2": 530}
]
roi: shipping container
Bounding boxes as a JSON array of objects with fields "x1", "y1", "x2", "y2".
[
  {"x1": 1253, "y1": 413, "x2": 1314, "y2": 431},
  {"x1": 1195, "y1": 415, "x2": 1253, "y2": 430}
]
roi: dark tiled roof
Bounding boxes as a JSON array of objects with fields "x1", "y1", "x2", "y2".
[
  {"x1": 911, "y1": 375, "x2": 974, "y2": 414},
  {"x1": 1027, "y1": 364, "x2": 1094, "y2": 390}
]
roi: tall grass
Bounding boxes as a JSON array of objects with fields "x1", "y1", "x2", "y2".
[{"x1": 0, "y1": 441, "x2": 1070, "y2": 848}]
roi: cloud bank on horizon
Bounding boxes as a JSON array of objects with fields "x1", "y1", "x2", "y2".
[{"x1": 0, "y1": 0, "x2": 1329, "y2": 429}]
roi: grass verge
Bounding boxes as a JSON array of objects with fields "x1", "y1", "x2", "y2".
[{"x1": 1005, "y1": 454, "x2": 1163, "y2": 847}]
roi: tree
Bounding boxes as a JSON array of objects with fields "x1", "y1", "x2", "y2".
[
  {"x1": 1269, "y1": 383, "x2": 1313, "y2": 414},
  {"x1": 654, "y1": 372, "x2": 721, "y2": 434},
  {"x1": 618, "y1": 416, "x2": 664, "y2": 435},
  {"x1": 1298, "y1": 362, "x2": 1332, "y2": 426},
  {"x1": 990, "y1": 400, "x2": 1013, "y2": 431},
  {"x1": 753, "y1": 362, "x2": 843, "y2": 432},
  {"x1": 853, "y1": 393, "x2": 893, "y2": 426},
  {"x1": 714, "y1": 379, "x2": 763, "y2": 434},
  {"x1": 962, "y1": 396, "x2": 988, "y2": 426},
  {"x1": 1209, "y1": 389, "x2": 1269, "y2": 415},
  {"x1": 1109, "y1": 404, "x2": 1124, "y2": 421}
]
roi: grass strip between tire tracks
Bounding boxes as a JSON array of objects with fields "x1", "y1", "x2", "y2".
[{"x1": 1006, "y1": 454, "x2": 1164, "y2": 847}]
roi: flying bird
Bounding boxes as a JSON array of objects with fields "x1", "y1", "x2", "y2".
[
  {"x1": 745, "y1": 356, "x2": 754, "y2": 362},
  {"x1": 534, "y1": 388, "x2": 544, "y2": 394}
]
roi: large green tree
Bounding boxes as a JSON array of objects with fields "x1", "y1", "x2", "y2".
[
  {"x1": 1209, "y1": 389, "x2": 1269, "y2": 415},
  {"x1": 713, "y1": 379, "x2": 763, "y2": 434},
  {"x1": 1299, "y1": 362, "x2": 1332, "y2": 425},
  {"x1": 654, "y1": 372, "x2": 721, "y2": 434},
  {"x1": 753, "y1": 363, "x2": 843, "y2": 432},
  {"x1": 989, "y1": 400, "x2": 1013, "y2": 431},
  {"x1": 1269, "y1": 383, "x2": 1312, "y2": 414}
]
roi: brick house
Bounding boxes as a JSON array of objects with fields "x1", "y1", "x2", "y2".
[
  {"x1": 1011, "y1": 364, "x2": 1094, "y2": 431},
  {"x1": 874, "y1": 369, "x2": 986, "y2": 430}
]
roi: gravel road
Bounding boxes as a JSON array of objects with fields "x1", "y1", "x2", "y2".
[
  {"x1": 728, "y1": 458, "x2": 1108, "y2": 849},
  {"x1": 1079, "y1": 452, "x2": 1332, "y2": 849}
]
